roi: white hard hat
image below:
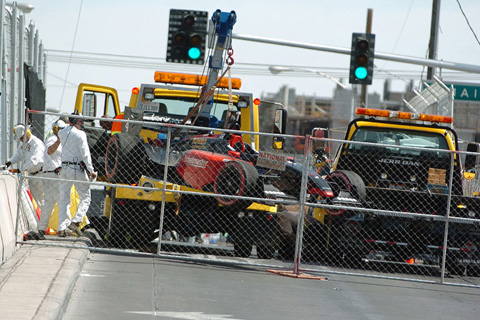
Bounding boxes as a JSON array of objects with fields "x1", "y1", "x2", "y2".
[
  {"x1": 53, "y1": 120, "x2": 67, "y2": 129},
  {"x1": 13, "y1": 124, "x2": 25, "y2": 141}
]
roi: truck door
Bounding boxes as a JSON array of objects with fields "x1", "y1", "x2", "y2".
[
  {"x1": 74, "y1": 83, "x2": 121, "y2": 126},
  {"x1": 74, "y1": 83, "x2": 121, "y2": 176}
]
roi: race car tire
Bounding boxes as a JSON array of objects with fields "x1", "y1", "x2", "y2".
[
  {"x1": 214, "y1": 160, "x2": 258, "y2": 210},
  {"x1": 105, "y1": 133, "x2": 146, "y2": 184},
  {"x1": 324, "y1": 170, "x2": 366, "y2": 216}
]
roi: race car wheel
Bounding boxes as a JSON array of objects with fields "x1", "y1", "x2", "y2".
[
  {"x1": 105, "y1": 133, "x2": 146, "y2": 184},
  {"x1": 324, "y1": 170, "x2": 366, "y2": 216},
  {"x1": 214, "y1": 160, "x2": 258, "y2": 210}
]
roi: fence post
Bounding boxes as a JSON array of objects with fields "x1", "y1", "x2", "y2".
[
  {"x1": 293, "y1": 134, "x2": 312, "y2": 274},
  {"x1": 440, "y1": 150, "x2": 456, "y2": 283},
  {"x1": 157, "y1": 126, "x2": 172, "y2": 255}
]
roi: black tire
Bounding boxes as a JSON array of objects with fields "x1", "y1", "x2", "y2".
[
  {"x1": 214, "y1": 161, "x2": 258, "y2": 210},
  {"x1": 325, "y1": 170, "x2": 366, "y2": 215},
  {"x1": 105, "y1": 133, "x2": 146, "y2": 184}
]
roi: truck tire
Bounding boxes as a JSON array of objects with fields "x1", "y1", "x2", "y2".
[
  {"x1": 214, "y1": 161, "x2": 258, "y2": 210},
  {"x1": 105, "y1": 133, "x2": 146, "y2": 184},
  {"x1": 325, "y1": 170, "x2": 366, "y2": 216}
]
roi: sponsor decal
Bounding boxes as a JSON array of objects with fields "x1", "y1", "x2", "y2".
[
  {"x1": 379, "y1": 158, "x2": 420, "y2": 166},
  {"x1": 184, "y1": 154, "x2": 208, "y2": 168},
  {"x1": 257, "y1": 151, "x2": 287, "y2": 171},
  {"x1": 192, "y1": 138, "x2": 207, "y2": 149}
]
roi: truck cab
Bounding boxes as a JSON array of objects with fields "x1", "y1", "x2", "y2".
[
  {"x1": 73, "y1": 71, "x2": 289, "y2": 258},
  {"x1": 304, "y1": 107, "x2": 480, "y2": 273}
]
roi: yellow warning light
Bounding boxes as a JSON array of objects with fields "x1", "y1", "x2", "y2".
[
  {"x1": 356, "y1": 108, "x2": 453, "y2": 124},
  {"x1": 154, "y1": 71, "x2": 242, "y2": 89}
]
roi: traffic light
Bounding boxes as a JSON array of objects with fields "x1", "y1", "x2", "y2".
[
  {"x1": 166, "y1": 9, "x2": 208, "y2": 64},
  {"x1": 349, "y1": 33, "x2": 375, "y2": 85}
]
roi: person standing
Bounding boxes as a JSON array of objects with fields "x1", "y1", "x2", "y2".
[
  {"x1": 37, "y1": 120, "x2": 67, "y2": 239},
  {"x1": 57, "y1": 113, "x2": 97, "y2": 237},
  {"x1": 5, "y1": 124, "x2": 45, "y2": 210}
]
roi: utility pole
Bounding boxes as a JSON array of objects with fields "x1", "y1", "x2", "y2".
[
  {"x1": 427, "y1": 0, "x2": 441, "y2": 79},
  {"x1": 360, "y1": 8, "x2": 373, "y2": 107}
]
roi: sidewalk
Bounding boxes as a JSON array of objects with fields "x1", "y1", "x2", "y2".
[{"x1": 0, "y1": 236, "x2": 91, "y2": 320}]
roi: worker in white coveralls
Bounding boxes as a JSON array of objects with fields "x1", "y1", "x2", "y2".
[
  {"x1": 36, "y1": 119, "x2": 68, "y2": 239},
  {"x1": 5, "y1": 124, "x2": 45, "y2": 210},
  {"x1": 57, "y1": 113, "x2": 97, "y2": 237}
]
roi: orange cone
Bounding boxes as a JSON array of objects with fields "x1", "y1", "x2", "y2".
[{"x1": 406, "y1": 258, "x2": 414, "y2": 264}]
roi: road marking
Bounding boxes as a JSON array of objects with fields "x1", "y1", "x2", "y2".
[
  {"x1": 126, "y1": 311, "x2": 244, "y2": 319},
  {"x1": 80, "y1": 273, "x2": 106, "y2": 277}
]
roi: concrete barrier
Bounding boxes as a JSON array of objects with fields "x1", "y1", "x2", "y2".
[{"x1": 0, "y1": 169, "x2": 23, "y2": 264}]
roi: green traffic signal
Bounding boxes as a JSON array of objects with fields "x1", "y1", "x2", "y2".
[
  {"x1": 355, "y1": 66, "x2": 368, "y2": 80},
  {"x1": 188, "y1": 47, "x2": 201, "y2": 60},
  {"x1": 349, "y1": 33, "x2": 375, "y2": 85}
]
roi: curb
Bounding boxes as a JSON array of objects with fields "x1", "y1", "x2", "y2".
[{"x1": 0, "y1": 237, "x2": 90, "y2": 320}]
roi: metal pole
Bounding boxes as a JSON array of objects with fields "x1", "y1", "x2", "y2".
[
  {"x1": 18, "y1": 13, "x2": 25, "y2": 125},
  {"x1": 440, "y1": 150, "x2": 455, "y2": 283},
  {"x1": 232, "y1": 33, "x2": 480, "y2": 74},
  {"x1": 0, "y1": 0, "x2": 7, "y2": 163},
  {"x1": 293, "y1": 134, "x2": 312, "y2": 274},
  {"x1": 427, "y1": 0, "x2": 441, "y2": 79},
  {"x1": 157, "y1": 126, "x2": 172, "y2": 255},
  {"x1": 9, "y1": 6, "x2": 18, "y2": 156}
]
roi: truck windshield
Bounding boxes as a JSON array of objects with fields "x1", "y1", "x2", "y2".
[
  {"x1": 349, "y1": 127, "x2": 449, "y2": 157},
  {"x1": 137, "y1": 97, "x2": 235, "y2": 127}
]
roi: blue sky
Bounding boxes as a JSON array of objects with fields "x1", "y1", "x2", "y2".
[{"x1": 22, "y1": 0, "x2": 480, "y2": 112}]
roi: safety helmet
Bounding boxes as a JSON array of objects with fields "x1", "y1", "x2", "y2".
[
  {"x1": 52, "y1": 120, "x2": 67, "y2": 134},
  {"x1": 13, "y1": 124, "x2": 26, "y2": 141},
  {"x1": 53, "y1": 119, "x2": 67, "y2": 129}
]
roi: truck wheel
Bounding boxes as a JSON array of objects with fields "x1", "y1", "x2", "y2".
[
  {"x1": 214, "y1": 161, "x2": 258, "y2": 210},
  {"x1": 105, "y1": 133, "x2": 146, "y2": 184},
  {"x1": 257, "y1": 244, "x2": 275, "y2": 259},
  {"x1": 325, "y1": 170, "x2": 366, "y2": 215}
]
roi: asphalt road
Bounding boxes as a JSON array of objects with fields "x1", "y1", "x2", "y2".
[{"x1": 64, "y1": 252, "x2": 480, "y2": 320}]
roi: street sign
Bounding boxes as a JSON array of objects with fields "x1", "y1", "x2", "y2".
[
  {"x1": 424, "y1": 82, "x2": 480, "y2": 102},
  {"x1": 451, "y1": 83, "x2": 480, "y2": 102}
]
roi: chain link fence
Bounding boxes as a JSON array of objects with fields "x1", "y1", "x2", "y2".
[{"x1": 13, "y1": 110, "x2": 480, "y2": 288}]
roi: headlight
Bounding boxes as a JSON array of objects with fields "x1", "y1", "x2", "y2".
[
  {"x1": 142, "y1": 181, "x2": 155, "y2": 193},
  {"x1": 148, "y1": 204, "x2": 156, "y2": 211}
]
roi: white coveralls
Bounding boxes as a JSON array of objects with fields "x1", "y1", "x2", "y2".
[
  {"x1": 37, "y1": 134, "x2": 63, "y2": 232},
  {"x1": 8, "y1": 134, "x2": 45, "y2": 210},
  {"x1": 57, "y1": 125, "x2": 95, "y2": 232}
]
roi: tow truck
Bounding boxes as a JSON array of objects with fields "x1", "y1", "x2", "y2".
[
  {"x1": 304, "y1": 107, "x2": 480, "y2": 274},
  {"x1": 72, "y1": 10, "x2": 333, "y2": 258}
]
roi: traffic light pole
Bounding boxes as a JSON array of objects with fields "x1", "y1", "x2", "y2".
[{"x1": 231, "y1": 34, "x2": 480, "y2": 74}]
